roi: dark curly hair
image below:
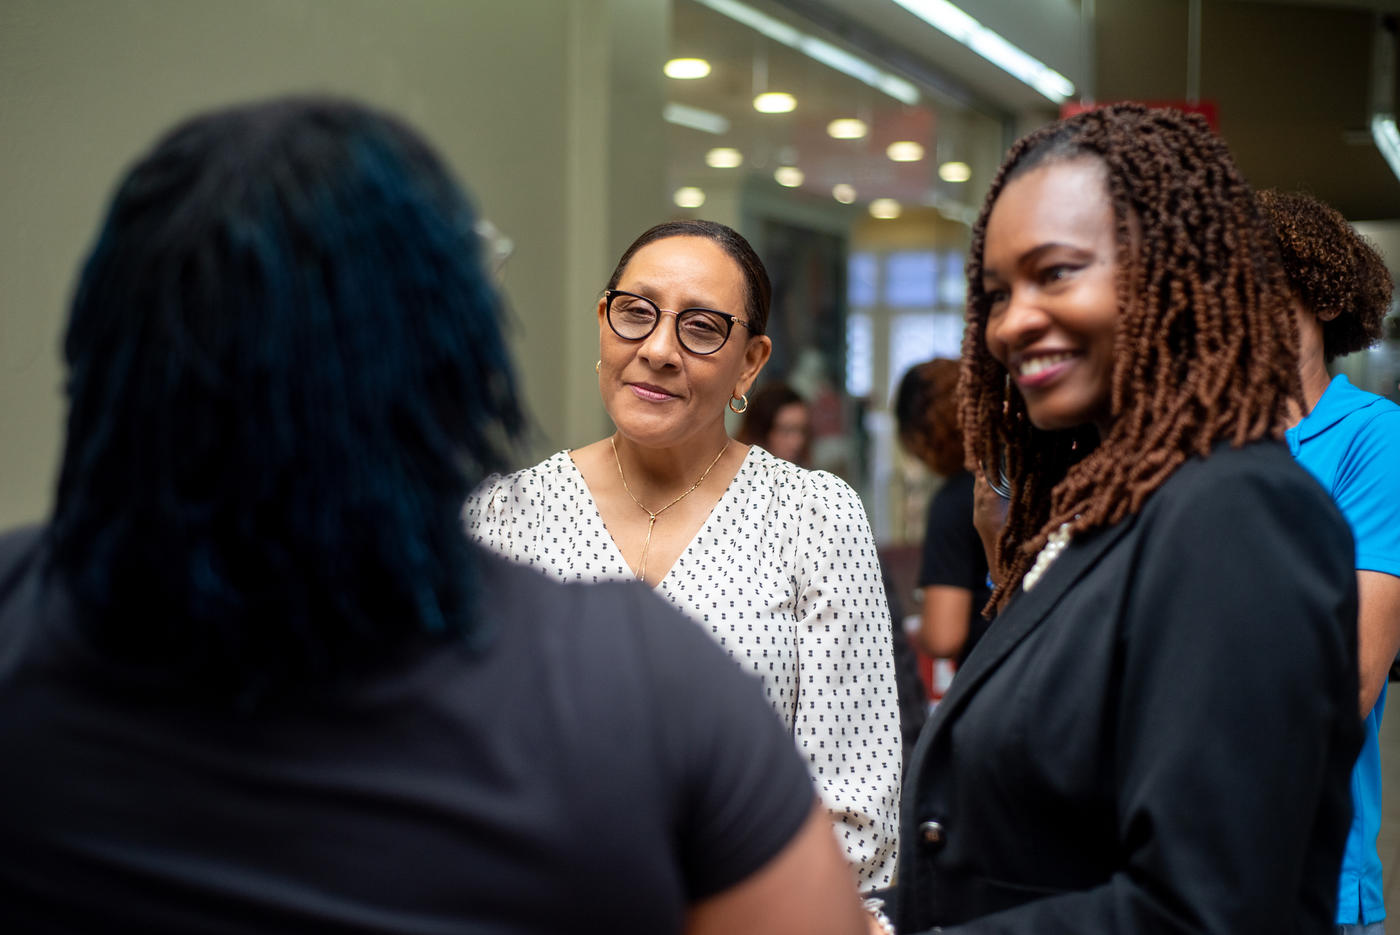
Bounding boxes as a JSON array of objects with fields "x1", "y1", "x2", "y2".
[
  {"x1": 1256, "y1": 189, "x2": 1393, "y2": 362},
  {"x1": 960, "y1": 104, "x2": 1299, "y2": 612},
  {"x1": 895, "y1": 359, "x2": 964, "y2": 477}
]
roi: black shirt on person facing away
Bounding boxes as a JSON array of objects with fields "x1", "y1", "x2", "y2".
[
  {"x1": 917, "y1": 470, "x2": 992, "y2": 666},
  {"x1": 0, "y1": 526, "x2": 814, "y2": 934}
]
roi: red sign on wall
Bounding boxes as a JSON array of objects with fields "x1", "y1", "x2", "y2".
[{"x1": 1060, "y1": 100, "x2": 1219, "y2": 131}]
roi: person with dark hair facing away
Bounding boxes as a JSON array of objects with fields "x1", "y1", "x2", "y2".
[
  {"x1": 0, "y1": 97, "x2": 871, "y2": 935},
  {"x1": 737, "y1": 381, "x2": 812, "y2": 465},
  {"x1": 465, "y1": 219, "x2": 901, "y2": 928},
  {"x1": 1259, "y1": 189, "x2": 1400, "y2": 935},
  {"x1": 895, "y1": 104, "x2": 1362, "y2": 933},
  {"x1": 894, "y1": 359, "x2": 992, "y2": 667}
]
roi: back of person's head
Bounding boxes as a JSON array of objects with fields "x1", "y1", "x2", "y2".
[
  {"x1": 1256, "y1": 189, "x2": 1393, "y2": 362},
  {"x1": 894, "y1": 359, "x2": 963, "y2": 477},
  {"x1": 737, "y1": 381, "x2": 804, "y2": 441},
  {"x1": 46, "y1": 97, "x2": 523, "y2": 701}
]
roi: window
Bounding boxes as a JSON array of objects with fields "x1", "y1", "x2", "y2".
[
  {"x1": 884, "y1": 250, "x2": 938, "y2": 307},
  {"x1": 846, "y1": 312, "x2": 873, "y2": 397}
]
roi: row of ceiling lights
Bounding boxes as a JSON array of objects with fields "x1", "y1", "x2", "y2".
[{"x1": 665, "y1": 55, "x2": 970, "y2": 219}]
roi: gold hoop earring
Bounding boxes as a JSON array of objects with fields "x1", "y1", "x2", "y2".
[
  {"x1": 595, "y1": 360, "x2": 601, "y2": 374},
  {"x1": 728, "y1": 393, "x2": 749, "y2": 415}
]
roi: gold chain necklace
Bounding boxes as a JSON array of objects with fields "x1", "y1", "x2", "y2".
[{"x1": 610, "y1": 435, "x2": 728, "y2": 582}]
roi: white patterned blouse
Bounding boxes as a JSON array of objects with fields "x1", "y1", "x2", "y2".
[{"x1": 463, "y1": 445, "x2": 901, "y2": 892}]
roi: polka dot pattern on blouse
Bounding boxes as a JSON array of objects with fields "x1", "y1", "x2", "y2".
[{"x1": 464, "y1": 445, "x2": 901, "y2": 891}]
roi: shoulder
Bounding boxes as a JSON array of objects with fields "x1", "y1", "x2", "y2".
[
  {"x1": 747, "y1": 448, "x2": 863, "y2": 509},
  {"x1": 1345, "y1": 395, "x2": 1400, "y2": 452},
  {"x1": 0, "y1": 525, "x2": 54, "y2": 672},
  {"x1": 1156, "y1": 439, "x2": 1330, "y2": 503},
  {"x1": 1139, "y1": 440, "x2": 1351, "y2": 565},
  {"x1": 0, "y1": 526, "x2": 44, "y2": 584},
  {"x1": 464, "y1": 451, "x2": 573, "y2": 521},
  {"x1": 1324, "y1": 382, "x2": 1400, "y2": 442}
]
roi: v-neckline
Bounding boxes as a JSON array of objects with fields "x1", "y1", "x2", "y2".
[{"x1": 562, "y1": 446, "x2": 756, "y2": 589}]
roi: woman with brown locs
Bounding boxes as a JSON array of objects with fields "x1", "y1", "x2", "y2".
[
  {"x1": 896, "y1": 103, "x2": 1362, "y2": 933},
  {"x1": 964, "y1": 112, "x2": 1300, "y2": 610}
]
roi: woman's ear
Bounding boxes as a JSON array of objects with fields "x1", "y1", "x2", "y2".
[{"x1": 738, "y1": 335, "x2": 773, "y2": 394}]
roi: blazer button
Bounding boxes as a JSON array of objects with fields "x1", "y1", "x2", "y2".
[{"x1": 919, "y1": 819, "x2": 945, "y2": 847}]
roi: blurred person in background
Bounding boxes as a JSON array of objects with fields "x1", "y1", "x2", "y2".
[
  {"x1": 737, "y1": 381, "x2": 811, "y2": 466},
  {"x1": 894, "y1": 358, "x2": 992, "y2": 667},
  {"x1": 896, "y1": 103, "x2": 1361, "y2": 934},
  {"x1": 0, "y1": 97, "x2": 870, "y2": 935},
  {"x1": 1259, "y1": 188, "x2": 1400, "y2": 935},
  {"x1": 465, "y1": 219, "x2": 901, "y2": 928}
]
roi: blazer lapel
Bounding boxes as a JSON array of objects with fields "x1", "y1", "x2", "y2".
[{"x1": 923, "y1": 515, "x2": 1138, "y2": 735}]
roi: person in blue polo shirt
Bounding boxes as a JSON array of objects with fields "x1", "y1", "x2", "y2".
[{"x1": 1261, "y1": 189, "x2": 1400, "y2": 935}]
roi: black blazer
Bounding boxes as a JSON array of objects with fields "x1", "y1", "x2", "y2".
[{"x1": 895, "y1": 441, "x2": 1361, "y2": 934}]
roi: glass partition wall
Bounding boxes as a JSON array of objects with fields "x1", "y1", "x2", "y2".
[{"x1": 665, "y1": 0, "x2": 1005, "y2": 542}]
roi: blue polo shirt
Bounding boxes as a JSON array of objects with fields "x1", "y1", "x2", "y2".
[{"x1": 1286, "y1": 374, "x2": 1400, "y2": 926}]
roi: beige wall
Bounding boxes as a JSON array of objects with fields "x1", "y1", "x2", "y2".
[{"x1": 0, "y1": 0, "x2": 668, "y2": 527}]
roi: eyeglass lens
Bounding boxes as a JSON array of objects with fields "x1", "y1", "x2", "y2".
[{"x1": 608, "y1": 293, "x2": 733, "y2": 354}]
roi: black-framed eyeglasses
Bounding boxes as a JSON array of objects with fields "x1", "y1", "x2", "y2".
[{"x1": 604, "y1": 289, "x2": 751, "y2": 356}]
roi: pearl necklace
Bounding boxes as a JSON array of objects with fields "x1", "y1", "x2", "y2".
[
  {"x1": 1023, "y1": 520, "x2": 1075, "y2": 591},
  {"x1": 610, "y1": 435, "x2": 729, "y2": 582}
]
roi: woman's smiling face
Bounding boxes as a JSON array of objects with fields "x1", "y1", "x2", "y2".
[
  {"x1": 597, "y1": 235, "x2": 770, "y2": 449},
  {"x1": 980, "y1": 157, "x2": 1122, "y2": 435}
]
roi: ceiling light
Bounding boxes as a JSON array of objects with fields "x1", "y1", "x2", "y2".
[
  {"x1": 674, "y1": 187, "x2": 707, "y2": 208},
  {"x1": 938, "y1": 161, "x2": 972, "y2": 182},
  {"x1": 827, "y1": 118, "x2": 868, "y2": 140},
  {"x1": 774, "y1": 166, "x2": 805, "y2": 187},
  {"x1": 832, "y1": 184, "x2": 857, "y2": 204},
  {"x1": 754, "y1": 92, "x2": 797, "y2": 114},
  {"x1": 705, "y1": 147, "x2": 744, "y2": 168},
  {"x1": 886, "y1": 141, "x2": 925, "y2": 162},
  {"x1": 869, "y1": 199, "x2": 902, "y2": 219},
  {"x1": 663, "y1": 102, "x2": 730, "y2": 135},
  {"x1": 695, "y1": 0, "x2": 919, "y2": 105},
  {"x1": 890, "y1": 0, "x2": 1076, "y2": 103},
  {"x1": 664, "y1": 58, "x2": 711, "y2": 79}
]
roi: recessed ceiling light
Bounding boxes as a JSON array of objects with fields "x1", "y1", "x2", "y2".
[
  {"x1": 939, "y1": 161, "x2": 972, "y2": 182},
  {"x1": 827, "y1": 118, "x2": 868, "y2": 140},
  {"x1": 664, "y1": 58, "x2": 711, "y2": 79},
  {"x1": 886, "y1": 141, "x2": 925, "y2": 162},
  {"x1": 869, "y1": 198, "x2": 902, "y2": 219},
  {"x1": 774, "y1": 166, "x2": 805, "y2": 187},
  {"x1": 674, "y1": 186, "x2": 707, "y2": 208},
  {"x1": 832, "y1": 183, "x2": 857, "y2": 204},
  {"x1": 753, "y1": 92, "x2": 797, "y2": 114},
  {"x1": 705, "y1": 147, "x2": 744, "y2": 168}
]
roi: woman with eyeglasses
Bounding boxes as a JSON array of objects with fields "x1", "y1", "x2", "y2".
[{"x1": 466, "y1": 220, "x2": 901, "y2": 916}]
